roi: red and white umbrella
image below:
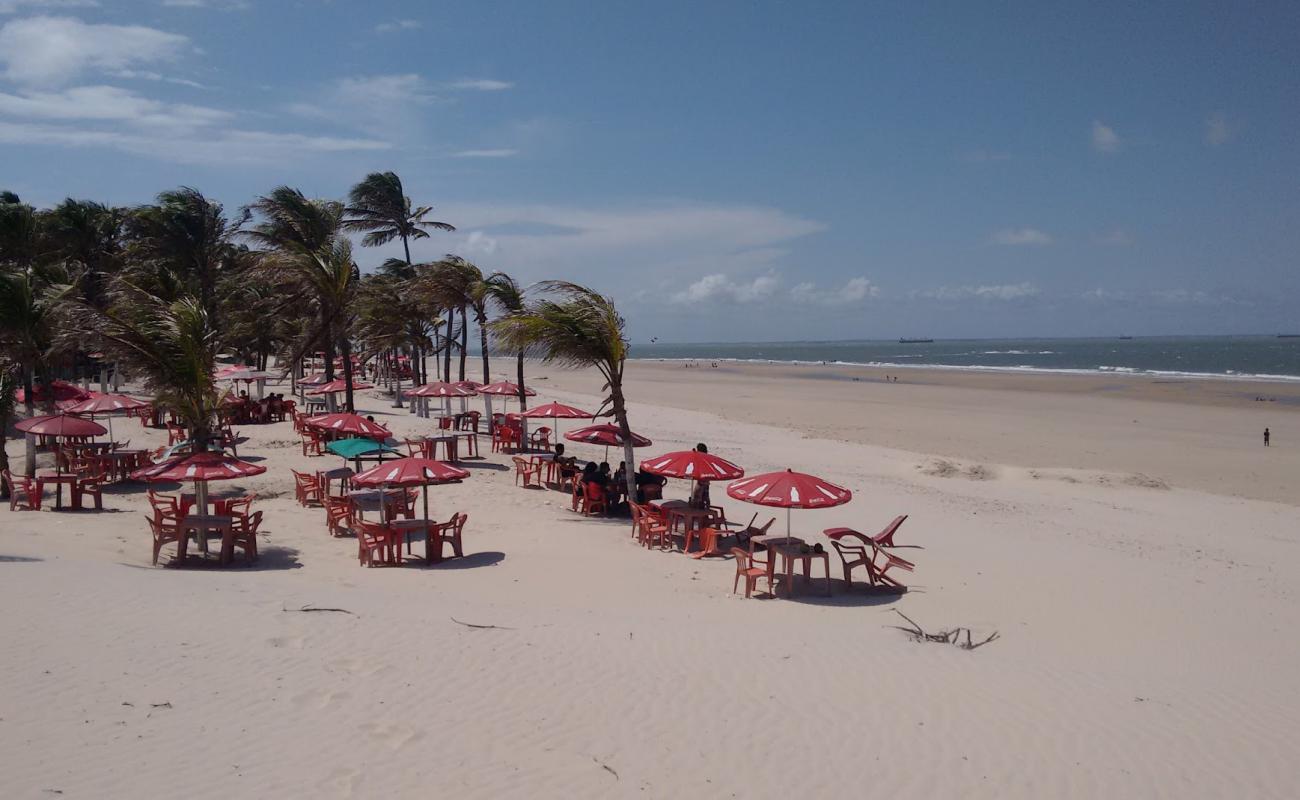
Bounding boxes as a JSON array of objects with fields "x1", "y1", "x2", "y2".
[
  {"x1": 351, "y1": 456, "x2": 469, "y2": 525},
  {"x1": 565, "y1": 423, "x2": 652, "y2": 461},
  {"x1": 304, "y1": 413, "x2": 390, "y2": 440},
  {"x1": 64, "y1": 393, "x2": 150, "y2": 440},
  {"x1": 306, "y1": 379, "x2": 374, "y2": 396},
  {"x1": 726, "y1": 469, "x2": 852, "y2": 537},
  {"x1": 131, "y1": 451, "x2": 267, "y2": 519},
  {"x1": 15, "y1": 380, "x2": 90, "y2": 404},
  {"x1": 641, "y1": 450, "x2": 745, "y2": 482},
  {"x1": 300, "y1": 372, "x2": 329, "y2": 386},
  {"x1": 520, "y1": 402, "x2": 592, "y2": 444},
  {"x1": 641, "y1": 449, "x2": 744, "y2": 507},
  {"x1": 404, "y1": 381, "x2": 476, "y2": 398},
  {"x1": 452, "y1": 380, "x2": 483, "y2": 392},
  {"x1": 478, "y1": 380, "x2": 536, "y2": 397},
  {"x1": 15, "y1": 413, "x2": 107, "y2": 438}
]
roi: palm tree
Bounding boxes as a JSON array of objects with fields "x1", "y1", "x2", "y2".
[
  {"x1": 419, "y1": 256, "x2": 480, "y2": 382},
  {"x1": 490, "y1": 281, "x2": 636, "y2": 500},
  {"x1": 41, "y1": 198, "x2": 126, "y2": 309},
  {"x1": 0, "y1": 359, "x2": 17, "y2": 494},
  {"x1": 257, "y1": 237, "x2": 361, "y2": 412},
  {"x1": 64, "y1": 283, "x2": 223, "y2": 450},
  {"x1": 482, "y1": 271, "x2": 528, "y2": 408},
  {"x1": 344, "y1": 171, "x2": 454, "y2": 266},
  {"x1": 244, "y1": 187, "x2": 350, "y2": 389},
  {"x1": 124, "y1": 187, "x2": 246, "y2": 322}
]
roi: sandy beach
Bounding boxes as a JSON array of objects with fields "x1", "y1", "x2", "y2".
[{"x1": 2, "y1": 364, "x2": 1299, "y2": 799}]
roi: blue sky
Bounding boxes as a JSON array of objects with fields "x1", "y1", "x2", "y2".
[{"x1": 1, "y1": 1, "x2": 1297, "y2": 341}]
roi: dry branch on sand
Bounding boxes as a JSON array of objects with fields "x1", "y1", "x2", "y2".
[{"x1": 888, "y1": 610, "x2": 999, "y2": 650}]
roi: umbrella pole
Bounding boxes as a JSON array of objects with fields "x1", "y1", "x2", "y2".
[
  {"x1": 787, "y1": 507, "x2": 792, "y2": 539},
  {"x1": 196, "y1": 480, "x2": 209, "y2": 554},
  {"x1": 422, "y1": 485, "x2": 430, "y2": 562}
]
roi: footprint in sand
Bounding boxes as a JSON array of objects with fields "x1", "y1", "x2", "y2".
[
  {"x1": 291, "y1": 687, "x2": 349, "y2": 710},
  {"x1": 320, "y1": 766, "x2": 362, "y2": 798},
  {"x1": 266, "y1": 635, "x2": 305, "y2": 650},
  {"x1": 359, "y1": 721, "x2": 425, "y2": 750},
  {"x1": 326, "y1": 656, "x2": 384, "y2": 677}
]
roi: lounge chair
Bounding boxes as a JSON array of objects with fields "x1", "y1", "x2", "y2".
[{"x1": 3, "y1": 470, "x2": 42, "y2": 511}]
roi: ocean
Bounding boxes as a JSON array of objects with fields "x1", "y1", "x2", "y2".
[{"x1": 629, "y1": 336, "x2": 1300, "y2": 382}]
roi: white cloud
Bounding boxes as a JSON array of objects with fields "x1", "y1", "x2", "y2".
[
  {"x1": 673, "y1": 272, "x2": 779, "y2": 305},
  {"x1": 109, "y1": 69, "x2": 206, "y2": 89},
  {"x1": 1095, "y1": 228, "x2": 1133, "y2": 246},
  {"x1": 452, "y1": 148, "x2": 519, "y2": 158},
  {"x1": 0, "y1": 119, "x2": 389, "y2": 164},
  {"x1": 160, "y1": 0, "x2": 250, "y2": 8},
  {"x1": 922, "y1": 282, "x2": 1039, "y2": 302},
  {"x1": 1205, "y1": 112, "x2": 1232, "y2": 146},
  {"x1": 990, "y1": 227, "x2": 1052, "y2": 246},
  {"x1": 375, "y1": 19, "x2": 421, "y2": 33},
  {"x1": 0, "y1": 0, "x2": 97, "y2": 13},
  {"x1": 446, "y1": 79, "x2": 513, "y2": 91},
  {"x1": 463, "y1": 231, "x2": 498, "y2": 255},
  {"x1": 790, "y1": 276, "x2": 880, "y2": 306},
  {"x1": 1091, "y1": 120, "x2": 1120, "y2": 153},
  {"x1": 0, "y1": 85, "x2": 229, "y2": 129},
  {"x1": 0, "y1": 16, "x2": 189, "y2": 87},
  {"x1": 291, "y1": 74, "x2": 434, "y2": 139}
]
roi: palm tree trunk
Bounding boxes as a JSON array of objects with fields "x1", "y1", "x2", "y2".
[
  {"x1": 443, "y1": 322, "x2": 452, "y2": 384},
  {"x1": 611, "y1": 382, "x2": 637, "y2": 502},
  {"x1": 516, "y1": 351, "x2": 527, "y2": 410},
  {"x1": 458, "y1": 306, "x2": 468, "y2": 381},
  {"x1": 479, "y1": 312, "x2": 490, "y2": 384},
  {"x1": 402, "y1": 235, "x2": 412, "y2": 267},
  {"x1": 341, "y1": 336, "x2": 356, "y2": 414},
  {"x1": 392, "y1": 348, "x2": 404, "y2": 409},
  {"x1": 21, "y1": 365, "x2": 34, "y2": 417}
]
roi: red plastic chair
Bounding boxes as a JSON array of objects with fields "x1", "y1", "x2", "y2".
[
  {"x1": 579, "y1": 482, "x2": 607, "y2": 516},
  {"x1": 3, "y1": 470, "x2": 42, "y2": 511},
  {"x1": 356, "y1": 520, "x2": 396, "y2": 567},
  {"x1": 291, "y1": 470, "x2": 322, "y2": 506},
  {"x1": 429, "y1": 512, "x2": 467, "y2": 562},
  {"x1": 147, "y1": 515, "x2": 187, "y2": 566},
  {"x1": 324, "y1": 496, "x2": 354, "y2": 538},
  {"x1": 222, "y1": 510, "x2": 261, "y2": 564},
  {"x1": 731, "y1": 547, "x2": 772, "y2": 598},
  {"x1": 824, "y1": 528, "x2": 915, "y2": 589},
  {"x1": 72, "y1": 465, "x2": 106, "y2": 511},
  {"x1": 529, "y1": 426, "x2": 552, "y2": 449},
  {"x1": 513, "y1": 456, "x2": 543, "y2": 487}
]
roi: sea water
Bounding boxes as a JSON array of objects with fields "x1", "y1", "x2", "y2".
[{"x1": 630, "y1": 336, "x2": 1300, "y2": 381}]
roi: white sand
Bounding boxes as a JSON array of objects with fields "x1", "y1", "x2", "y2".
[{"x1": 2, "y1": 362, "x2": 1298, "y2": 799}]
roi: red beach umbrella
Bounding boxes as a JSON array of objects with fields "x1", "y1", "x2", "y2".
[
  {"x1": 351, "y1": 456, "x2": 469, "y2": 527},
  {"x1": 726, "y1": 469, "x2": 853, "y2": 537},
  {"x1": 520, "y1": 402, "x2": 592, "y2": 419},
  {"x1": 640, "y1": 450, "x2": 744, "y2": 482},
  {"x1": 478, "y1": 380, "x2": 536, "y2": 397},
  {"x1": 404, "y1": 381, "x2": 476, "y2": 398},
  {"x1": 452, "y1": 380, "x2": 483, "y2": 392},
  {"x1": 304, "y1": 413, "x2": 390, "y2": 439},
  {"x1": 15, "y1": 380, "x2": 91, "y2": 404},
  {"x1": 15, "y1": 413, "x2": 108, "y2": 438},
  {"x1": 564, "y1": 422, "x2": 652, "y2": 461},
  {"x1": 306, "y1": 379, "x2": 374, "y2": 396},
  {"x1": 131, "y1": 451, "x2": 267, "y2": 520},
  {"x1": 351, "y1": 457, "x2": 469, "y2": 487},
  {"x1": 64, "y1": 393, "x2": 151, "y2": 439},
  {"x1": 300, "y1": 372, "x2": 329, "y2": 386},
  {"x1": 520, "y1": 402, "x2": 592, "y2": 443}
]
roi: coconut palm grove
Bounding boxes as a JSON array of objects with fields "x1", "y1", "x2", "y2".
[{"x1": 0, "y1": 173, "x2": 645, "y2": 500}]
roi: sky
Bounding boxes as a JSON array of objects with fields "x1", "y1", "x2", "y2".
[{"x1": 1, "y1": 0, "x2": 1297, "y2": 342}]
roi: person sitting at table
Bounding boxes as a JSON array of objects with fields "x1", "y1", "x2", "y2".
[
  {"x1": 634, "y1": 469, "x2": 666, "y2": 503},
  {"x1": 554, "y1": 443, "x2": 579, "y2": 481},
  {"x1": 597, "y1": 462, "x2": 612, "y2": 485}
]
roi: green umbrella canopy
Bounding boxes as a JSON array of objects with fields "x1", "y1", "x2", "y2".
[{"x1": 325, "y1": 438, "x2": 400, "y2": 459}]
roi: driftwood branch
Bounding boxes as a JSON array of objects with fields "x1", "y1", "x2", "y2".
[
  {"x1": 888, "y1": 610, "x2": 999, "y2": 650},
  {"x1": 450, "y1": 616, "x2": 514, "y2": 630},
  {"x1": 283, "y1": 604, "x2": 355, "y2": 615}
]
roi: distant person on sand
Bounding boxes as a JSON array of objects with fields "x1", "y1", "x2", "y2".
[{"x1": 1264, "y1": 427, "x2": 1270, "y2": 447}]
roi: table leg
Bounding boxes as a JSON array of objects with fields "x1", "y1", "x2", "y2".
[
  {"x1": 786, "y1": 557, "x2": 795, "y2": 598},
  {"x1": 823, "y1": 554, "x2": 832, "y2": 596}
]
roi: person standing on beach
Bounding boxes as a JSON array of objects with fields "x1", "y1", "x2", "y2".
[{"x1": 1264, "y1": 427, "x2": 1270, "y2": 446}]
